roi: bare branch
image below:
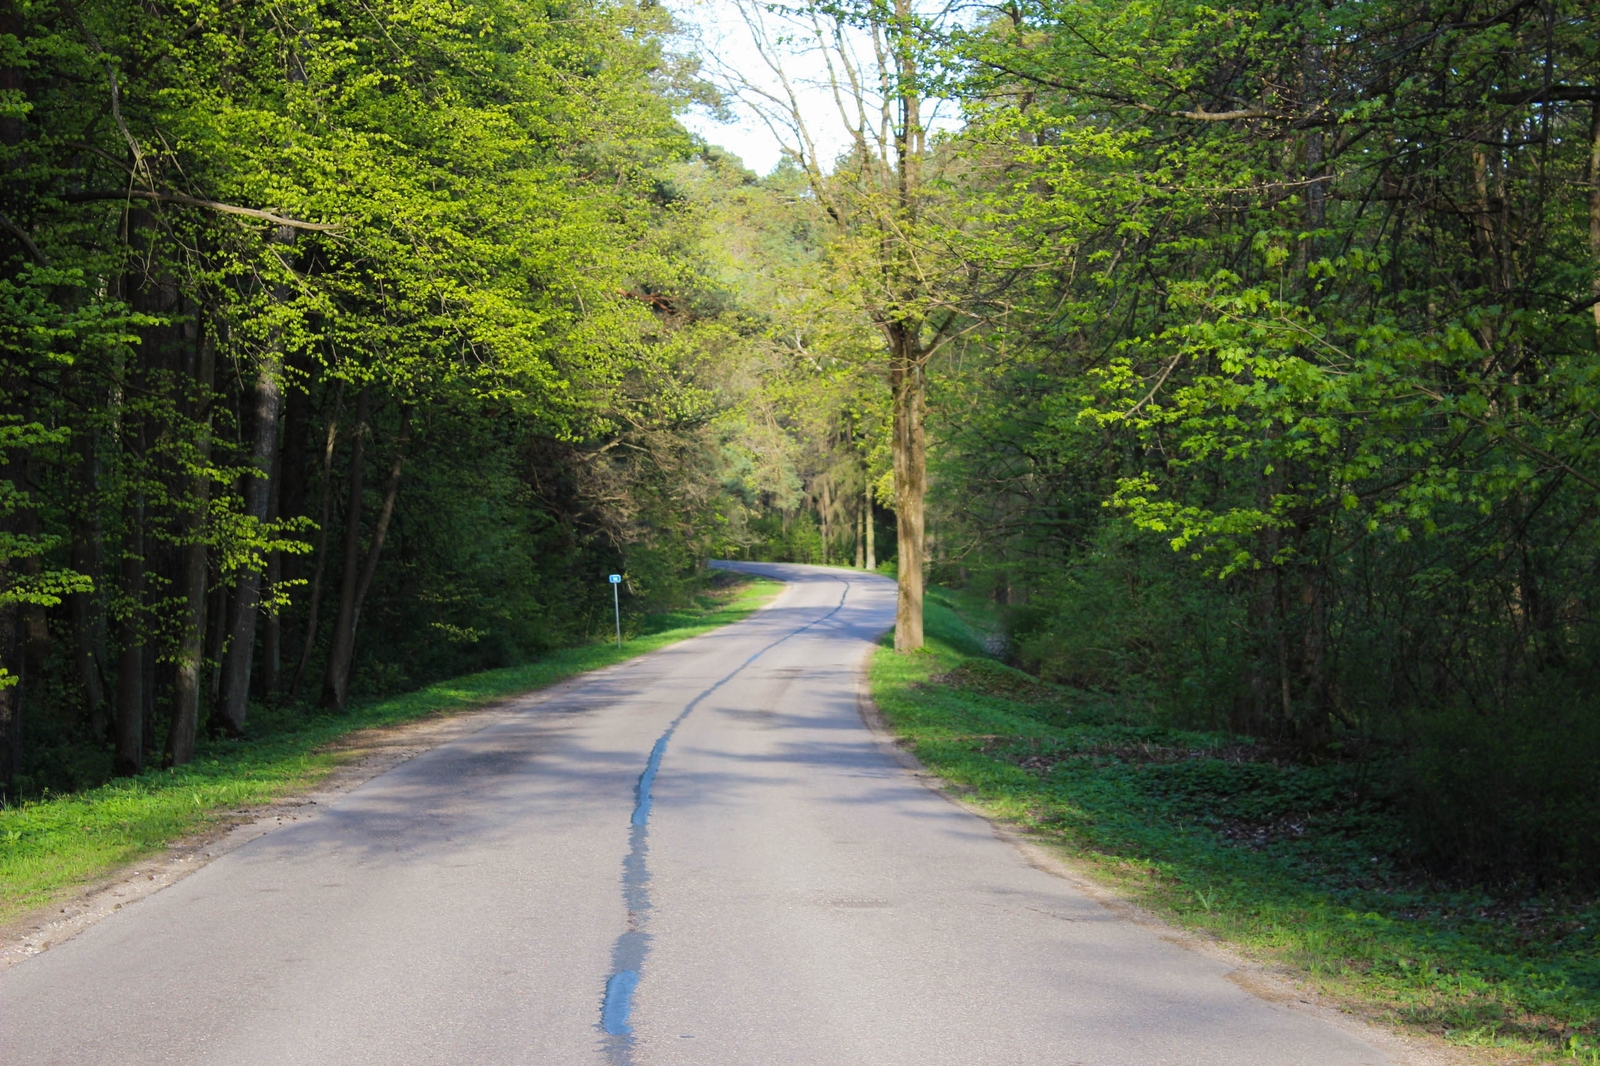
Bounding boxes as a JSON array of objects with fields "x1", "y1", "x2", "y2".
[{"x1": 64, "y1": 190, "x2": 337, "y2": 231}]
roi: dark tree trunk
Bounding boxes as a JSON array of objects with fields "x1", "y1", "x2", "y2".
[
  {"x1": 0, "y1": 455, "x2": 23, "y2": 800},
  {"x1": 320, "y1": 386, "x2": 370, "y2": 711},
  {"x1": 291, "y1": 383, "x2": 342, "y2": 701},
  {"x1": 321, "y1": 402, "x2": 408, "y2": 712},
  {"x1": 206, "y1": 577, "x2": 228, "y2": 715},
  {"x1": 217, "y1": 225, "x2": 295, "y2": 732},
  {"x1": 855, "y1": 497, "x2": 865, "y2": 569},
  {"x1": 1589, "y1": 100, "x2": 1599, "y2": 352},
  {"x1": 114, "y1": 490, "x2": 145, "y2": 776},
  {"x1": 68, "y1": 423, "x2": 109, "y2": 740},
  {"x1": 0, "y1": 593, "x2": 19, "y2": 801},
  {"x1": 261, "y1": 448, "x2": 283, "y2": 697},
  {"x1": 168, "y1": 323, "x2": 214, "y2": 765}
]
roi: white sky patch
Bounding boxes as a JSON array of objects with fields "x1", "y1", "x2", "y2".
[{"x1": 668, "y1": 0, "x2": 965, "y2": 177}]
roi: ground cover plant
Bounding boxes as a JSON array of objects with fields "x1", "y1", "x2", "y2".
[
  {"x1": 871, "y1": 587, "x2": 1600, "y2": 1063},
  {"x1": 0, "y1": 574, "x2": 780, "y2": 926}
]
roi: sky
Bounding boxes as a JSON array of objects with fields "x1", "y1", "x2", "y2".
[{"x1": 666, "y1": 0, "x2": 876, "y2": 176}]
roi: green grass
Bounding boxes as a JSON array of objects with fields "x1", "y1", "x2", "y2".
[
  {"x1": 872, "y1": 586, "x2": 1600, "y2": 1064},
  {"x1": 0, "y1": 575, "x2": 782, "y2": 926}
]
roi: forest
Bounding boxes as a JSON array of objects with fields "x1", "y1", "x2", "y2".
[{"x1": 0, "y1": 0, "x2": 1596, "y2": 905}]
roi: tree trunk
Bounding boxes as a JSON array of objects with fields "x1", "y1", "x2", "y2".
[
  {"x1": 1588, "y1": 99, "x2": 1599, "y2": 352},
  {"x1": 322, "y1": 403, "x2": 408, "y2": 711},
  {"x1": 864, "y1": 479, "x2": 876, "y2": 571},
  {"x1": 820, "y1": 476, "x2": 832, "y2": 565},
  {"x1": 206, "y1": 577, "x2": 228, "y2": 713},
  {"x1": 319, "y1": 386, "x2": 370, "y2": 710},
  {"x1": 291, "y1": 383, "x2": 342, "y2": 701},
  {"x1": 168, "y1": 324, "x2": 214, "y2": 766},
  {"x1": 0, "y1": 593, "x2": 19, "y2": 801},
  {"x1": 855, "y1": 497, "x2": 865, "y2": 569},
  {"x1": 19, "y1": 494, "x2": 48, "y2": 721},
  {"x1": 890, "y1": 331, "x2": 926, "y2": 652},
  {"x1": 260, "y1": 449, "x2": 283, "y2": 696},
  {"x1": 0, "y1": 454, "x2": 22, "y2": 799},
  {"x1": 68, "y1": 424, "x2": 109, "y2": 739},
  {"x1": 217, "y1": 225, "x2": 295, "y2": 732},
  {"x1": 114, "y1": 490, "x2": 145, "y2": 775}
]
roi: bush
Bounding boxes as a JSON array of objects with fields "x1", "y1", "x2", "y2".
[
  {"x1": 1397, "y1": 684, "x2": 1600, "y2": 889},
  {"x1": 1010, "y1": 524, "x2": 1246, "y2": 728}
]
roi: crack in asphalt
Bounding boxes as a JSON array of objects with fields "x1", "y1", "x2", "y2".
[{"x1": 599, "y1": 575, "x2": 852, "y2": 1065}]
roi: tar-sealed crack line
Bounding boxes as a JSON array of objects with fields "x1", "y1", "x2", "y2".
[{"x1": 599, "y1": 577, "x2": 852, "y2": 1064}]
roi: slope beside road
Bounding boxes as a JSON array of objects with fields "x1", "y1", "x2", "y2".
[{"x1": 3, "y1": 562, "x2": 1405, "y2": 1065}]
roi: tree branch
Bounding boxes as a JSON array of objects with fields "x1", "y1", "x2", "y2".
[
  {"x1": 0, "y1": 211, "x2": 49, "y2": 266},
  {"x1": 63, "y1": 190, "x2": 336, "y2": 230}
]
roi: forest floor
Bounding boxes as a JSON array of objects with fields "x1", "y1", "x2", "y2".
[
  {"x1": 0, "y1": 573, "x2": 782, "y2": 945},
  {"x1": 869, "y1": 587, "x2": 1600, "y2": 1066}
]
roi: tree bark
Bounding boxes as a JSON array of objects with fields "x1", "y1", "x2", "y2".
[
  {"x1": 819, "y1": 476, "x2": 832, "y2": 565},
  {"x1": 1588, "y1": 99, "x2": 1599, "y2": 351},
  {"x1": 206, "y1": 577, "x2": 228, "y2": 713},
  {"x1": 260, "y1": 449, "x2": 283, "y2": 696},
  {"x1": 114, "y1": 490, "x2": 145, "y2": 775},
  {"x1": 0, "y1": 592, "x2": 19, "y2": 801},
  {"x1": 890, "y1": 330, "x2": 926, "y2": 652},
  {"x1": 68, "y1": 423, "x2": 109, "y2": 740},
  {"x1": 322, "y1": 403, "x2": 408, "y2": 711},
  {"x1": 168, "y1": 323, "x2": 214, "y2": 766},
  {"x1": 291, "y1": 383, "x2": 342, "y2": 701},
  {"x1": 855, "y1": 496, "x2": 865, "y2": 569},
  {"x1": 319, "y1": 386, "x2": 370, "y2": 710},
  {"x1": 217, "y1": 229, "x2": 294, "y2": 733},
  {"x1": 0, "y1": 452, "x2": 23, "y2": 800},
  {"x1": 864, "y1": 478, "x2": 876, "y2": 571}
]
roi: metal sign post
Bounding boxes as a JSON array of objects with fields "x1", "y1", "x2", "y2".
[{"x1": 609, "y1": 574, "x2": 622, "y2": 648}]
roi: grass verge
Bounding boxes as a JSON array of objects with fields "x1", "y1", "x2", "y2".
[
  {"x1": 871, "y1": 586, "x2": 1600, "y2": 1064},
  {"x1": 0, "y1": 574, "x2": 782, "y2": 927}
]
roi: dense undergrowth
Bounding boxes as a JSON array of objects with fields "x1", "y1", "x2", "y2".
[
  {"x1": 0, "y1": 574, "x2": 779, "y2": 927},
  {"x1": 872, "y1": 586, "x2": 1600, "y2": 1062}
]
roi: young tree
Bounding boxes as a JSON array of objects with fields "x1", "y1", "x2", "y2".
[{"x1": 714, "y1": 0, "x2": 968, "y2": 648}]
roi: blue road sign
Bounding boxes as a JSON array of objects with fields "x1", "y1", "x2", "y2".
[{"x1": 609, "y1": 574, "x2": 621, "y2": 584}]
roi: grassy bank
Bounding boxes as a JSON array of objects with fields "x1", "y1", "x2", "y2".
[
  {"x1": 871, "y1": 588, "x2": 1600, "y2": 1064},
  {"x1": 0, "y1": 574, "x2": 781, "y2": 926}
]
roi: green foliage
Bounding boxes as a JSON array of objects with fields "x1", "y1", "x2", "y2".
[
  {"x1": 0, "y1": 575, "x2": 780, "y2": 922},
  {"x1": 928, "y1": 0, "x2": 1600, "y2": 887}
]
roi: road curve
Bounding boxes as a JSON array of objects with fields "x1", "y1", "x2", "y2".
[{"x1": 1, "y1": 562, "x2": 1394, "y2": 1065}]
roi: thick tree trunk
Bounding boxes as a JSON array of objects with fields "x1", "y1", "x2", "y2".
[
  {"x1": 114, "y1": 492, "x2": 145, "y2": 775},
  {"x1": 864, "y1": 479, "x2": 876, "y2": 571},
  {"x1": 168, "y1": 325, "x2": 214, "y2": 766},
  {"x1": 820, "y1": 476, "x2": 832, "y2": 565},
  {"x1": 890, "y1": 332, "x2": 926, "y2": 652},
  {"x1": 217, "y1": 397, "x2": 277, "y2": 731},
  {"x1": 68, "y1": 426, "x2": 109, "y2": 739},
  {"x1": 292, "y1": 384, "x2": 342, "y2": 701},
  {"x1": 0, "y1": 594, "x2": 19, "y2": 801},
  {"x1": 322, "y1": 403, "x2": 408, "y2": 711},
  {"x1": 217, "y1": 226, "x2": 295, "y2": 732},
  {"x1": 0, "y1": 455, "x2": 22, "y2": 799},
  {"x1": 19, "y1": 496, "x2": 48, "y2": 719},
  {"x1": 855, "y1": 498, "x2": 865, "y2": 569},
  {"x1": 350, "y1": 408, "x2": 409, "y2": 621},
  {"x1": 261, "y1": 450, "x2": 283, "y2": 696},
  {"x1": 271, "y1": 373, "x2": 311, "y2": 698},
  {"x1": 320, "y1": 387, "x2": 370, "y2": 711},
  {"x1": 1588, "y1": 100, "x2": 1599, "y2": 351},
  {"x1": 206, "y1": 577, "x2": 228, "y2": 713}
]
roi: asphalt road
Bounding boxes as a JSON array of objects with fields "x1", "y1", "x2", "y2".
[{"x1": 2, "y1": 562, "x2": 1395, "y2": 1065}]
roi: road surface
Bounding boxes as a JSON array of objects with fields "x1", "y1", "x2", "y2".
[{"x1": 1, "y1": 562, "x2": 1394, "y2": 1065}]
